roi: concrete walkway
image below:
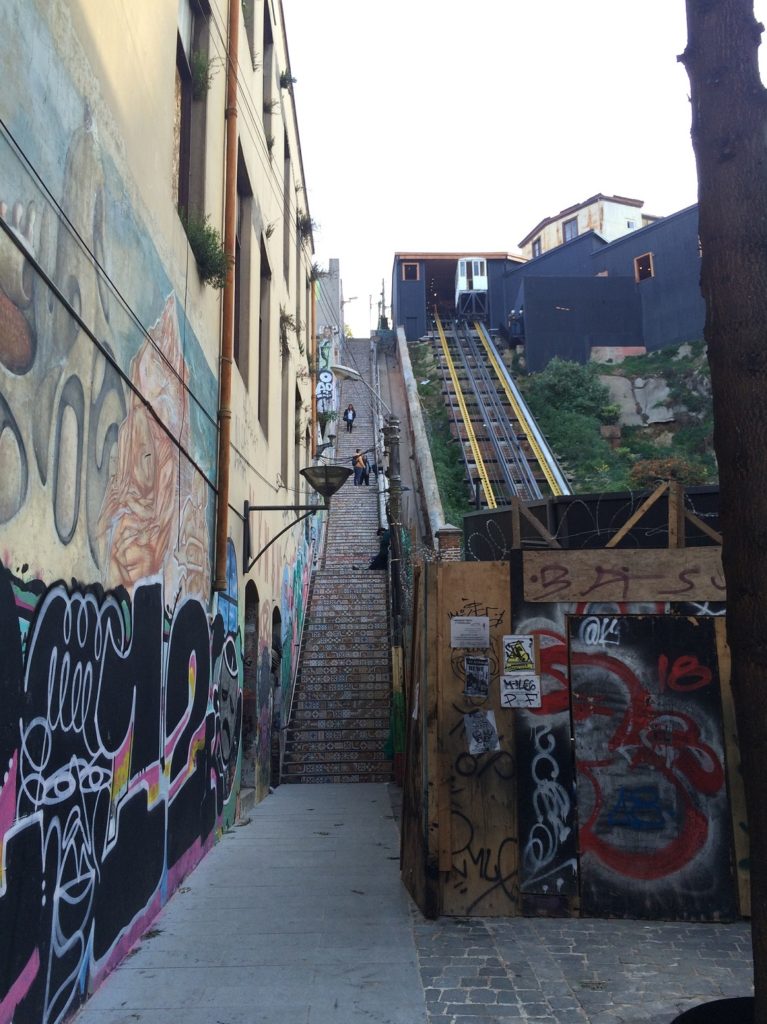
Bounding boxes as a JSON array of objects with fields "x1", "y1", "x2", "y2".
[
  {"x1": 73, "y1": 781, "x2": 754, "y2": 1024},
  {"x1": 74, "y1": 784, "x2": 425, "y2": 1024}
]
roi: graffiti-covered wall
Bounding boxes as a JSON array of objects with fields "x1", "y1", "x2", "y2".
[{"x1": 0, "y1": 0, "x2": 315, "y2": 1020}]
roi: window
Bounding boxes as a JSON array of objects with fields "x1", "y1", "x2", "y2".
[
  {"x1": 634, "y1": 252, "x2": 655, "y2": 282},
  {"x1": 562, "y1": 217, "x2": 578, "y2": 243},
  {"x1": 258, "y1": 240, "x2": 271, "y2": 433},
  {"x1": 234, "y1": 147, "x2": 253, "y2": 382},
  {"x1": 174, "y1": 0, "x2": 209, "y2": 218},
  {"x1": 626, "y1": 219, "x2": 637, "y2": 230},
  {"x1": 242, "y1": 0, "x2": 256, "y2": 67},
  {"x1": 262, "y1": 2, "x2": 274, "y2": 133},
  {"x1": 402, "y1": 262, "x2": 419, "y2": 281},
  {"x1": 283, "y1": 134, "x2": 291, "y2": 281},
  {"x1": 531, "y1": 237, "x2": 542, "y2": 258}
]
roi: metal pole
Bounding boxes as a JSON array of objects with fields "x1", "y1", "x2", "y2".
[{"x1": 384, "y1": 415, "x2": 403, "y2": 647}]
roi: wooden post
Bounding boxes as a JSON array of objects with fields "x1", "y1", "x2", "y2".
[{"x1": 668, "y1": 479, "x2": 685, "y2": 549}]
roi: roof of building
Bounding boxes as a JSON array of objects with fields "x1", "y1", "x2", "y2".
[
  {"x1": 394, "y1": 251, "x2": 524, "y2": 262},
  {"x1": 518, "y1": 193, "x2": 647, "y2": 249}
]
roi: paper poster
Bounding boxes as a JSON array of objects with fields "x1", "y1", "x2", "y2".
[
  {"x1": 463, "y1": 655, "x2": 489, "y2": 697},
  {"x1": 464, "y1": 710, "x2": 500, "y2": 755},
  {"x1": 500, "y1": 673, "x2": 542, "y2": 709},
  {"x1": 451, "y1": 615, "x2": 490, "y2": 648},
  {"x1": 502, "y1": 634, "x2": 535, "y2": 673}
]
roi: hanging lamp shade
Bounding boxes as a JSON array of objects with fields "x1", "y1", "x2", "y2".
[{"x1": 300, "y1": 464, "x2": 351, "y2": 501}]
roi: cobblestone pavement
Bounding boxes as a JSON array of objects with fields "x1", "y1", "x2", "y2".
[{"x1": 413, "y1": 914, "x2": 753, "y2": 1024}]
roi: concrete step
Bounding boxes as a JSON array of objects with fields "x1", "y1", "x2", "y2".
[
  {"x1": 282, "y1": 759, "x2": 393, "y2": 776},
  {"x1": 285, "y1": 739, "x2": 391, "y2": 759},
  {"x1": 281, "y1": 770, "x2": 393, "y2": 784},
  {"x1": 292, "y1": 700, "x2": 391, "y2": 715},
  {"x1": 287, "y1": 717, "x2": 390, "y2": 731}
]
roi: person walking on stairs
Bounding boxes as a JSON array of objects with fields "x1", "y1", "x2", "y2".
[
  {"x1": 343, "y1": 403, "x2": 356, "y2": 432},
  {"x1": 352, "y1": 448, "x2": 366, "y2": 485}
]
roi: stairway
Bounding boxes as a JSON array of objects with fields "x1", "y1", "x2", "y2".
[{"x1": 281, "y1": 341, "x2": 393, "y2": 783}]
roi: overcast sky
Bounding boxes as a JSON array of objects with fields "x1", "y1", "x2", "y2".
[{"x1": 283, "y1": 1, "x2": 767, "y2": 337}]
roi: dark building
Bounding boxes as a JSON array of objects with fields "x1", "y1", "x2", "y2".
[
  {"x1": 391, "y1": 252, "x2": 524, "y2": 342},
  {"x1": 391, "y1": 205, "x2": 705, "y2": 371}
]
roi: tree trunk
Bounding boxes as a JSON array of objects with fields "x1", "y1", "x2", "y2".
[{"x1": 680, "y1": 1, "x2": 767, "y2": 1017}]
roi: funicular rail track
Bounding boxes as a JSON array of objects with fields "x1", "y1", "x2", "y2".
[{"x1": 433, "y1": 313, "x2": 570, "y2": 508}]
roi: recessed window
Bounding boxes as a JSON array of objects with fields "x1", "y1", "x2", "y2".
[
  {"x1": 174, "y1": 0, "x2": 209, "y2": 219},
  {"x1": 531, "y1": 237, "x2": 542, "y2": 258},
  {"x1": 626, "y1": 219, "x2": 637, "y2": 230},
  {"x1": 563, "y1": 217, "x2": 578, "y2": 242},
  {"x1": 234, "y1": 147, "x2": 253, "y2": 382},
  {"x1": 634, "y1": 252, "x2": 654, "y2": 282},
  {"x1": 402, "y1": 262, "x2": 419, "y2": 281}
]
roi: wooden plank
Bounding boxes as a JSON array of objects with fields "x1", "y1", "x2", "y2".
[
  {"x1": 668, "y1": 480, "x2": 685, "y2": 548},
  {"x1": 605, "y1": 480, "x2": 668, "y2": 549},
  {"x1": 685, "y1": 508, "x2": 723, "y2": 545},
  {"x1": 716, "y1": 618, "x2": 751, "y2": 916},
  {"x1": 523, "y1": 547, "x2": 725, "y2": 604},
  {"x1": 518, "y1": 501, "x2": 560, "y2": 548},
  {"x1": 400, "y1": 564, "x2": 425, "y2": 908},
  {"x1": 424, "y1": 562, "x2": 442, "y2": 917},
  {"x1": 435, "y1": 561, "x2": 518, "y2": 917}
]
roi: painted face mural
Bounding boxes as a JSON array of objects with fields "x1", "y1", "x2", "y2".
[{"x1": 97, "y1": 294, "x2": 210, "y2": 601}]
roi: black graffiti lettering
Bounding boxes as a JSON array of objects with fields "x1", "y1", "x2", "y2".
[{"x1": 0, "y1": 568, "x2": 242, "y2": 1024}]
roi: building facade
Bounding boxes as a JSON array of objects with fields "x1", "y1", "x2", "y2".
[
  {"x1": 506, "y1": 204, "x2": 704, "y2": 370},
  {"x1": 518, "y1": 193, "x2": 660, "y2": 260},
  {"x1": 0, "y1": 1, "x2": 319, "y2": 1021}
]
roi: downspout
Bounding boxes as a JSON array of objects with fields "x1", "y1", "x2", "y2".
[
  {"x1": 213, "y1": 0, "x2": 239, "y2": 590},
  {"x1": 311, "y1": 282, "x2": 318, "y2": 457}
]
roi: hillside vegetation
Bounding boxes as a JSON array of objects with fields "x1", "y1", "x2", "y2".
[{"x1": 519, "y1": 341, "x2": 716, "y2": 492}]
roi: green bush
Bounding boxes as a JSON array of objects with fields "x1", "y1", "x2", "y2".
[{"x1": 182, "y1": 214, "x2": 230, "y2": 289}]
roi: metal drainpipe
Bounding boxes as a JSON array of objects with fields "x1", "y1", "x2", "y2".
[
  {"x1": 213, "y1": 0, "x2": 239, "y2": 591},
  {"x1": 311, "y1": 287, "x2": 318, "y2": 457}
]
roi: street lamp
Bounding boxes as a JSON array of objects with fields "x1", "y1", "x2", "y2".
[
  {"x1": 243, "y1": 463, "x2": 351, "y2": 573},
  {"x1": 330, "y1": 363, "x2": 392, "y2": 415}
]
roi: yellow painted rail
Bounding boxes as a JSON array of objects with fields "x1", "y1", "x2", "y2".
[
  {"x1": 435, "y1": 314, "x2": 497, "y2": 509},
  {"x1": 474, "y1": 321, "x2": 565, "y2": 497}
]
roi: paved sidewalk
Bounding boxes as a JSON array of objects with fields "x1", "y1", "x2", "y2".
[
  {"x1": 414, "y1": 915, "x2": 753, "y2": 1024},
  {"x1": 74, "y1": 784, "x2": 426, "y2": 1024},
  {"x1": 74, "y1": 783, "x2": 754, "y2": 1024}
]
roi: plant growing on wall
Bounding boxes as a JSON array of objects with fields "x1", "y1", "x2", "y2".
[
  {"x1": 318, "y1": 408, "x2": 337, "y2": 438},
  {"x1": 265, "y1": 220, "x2": 276, "y2": 238},
  {"x1": 181, "y1": 213, "x2": 230, "y2": 289},
  {"x1": 310, "y1": 261, "x2": 327, "y2": 282},
  {"x1": 280, "y1": 69, "x2": 297, "y2": 89},
  {"x1": 296, "y1": 211, "x2": 316, "y2": 242},
  {"x1": 279, "y1": 307, "x2": 300, "y2": 357},
  {"x1": 190, "y1": 52, "x2": 216, "y2": 101}
]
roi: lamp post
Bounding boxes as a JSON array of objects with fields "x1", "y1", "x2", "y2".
[
  {"x1": 243, "y1": 463, "x2": 351, "y2": 573},
  {"x1": 330, "y1": 363, "x2": 392, "y2": 415}
]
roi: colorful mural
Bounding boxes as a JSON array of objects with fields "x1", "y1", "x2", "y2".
[
  {"x1": 0, "y1": 3, "x2": 316, "y2": 1019},
  {"x1": 510, "y1": 557, "x2": 737, "y2": 921},
  {"x1": 0, "y1": 566, "x2": 242, "y2": 1024}
]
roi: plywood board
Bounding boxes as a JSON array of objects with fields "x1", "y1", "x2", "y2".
[
  {"x1": 435, "y1": 561, "x2": 518, "y2": 917},
  {"x1": 524, "y1": 548, "x2": 725, "y2": 604},
  {"x1": 569, "y1": 614, "x2": 738, "y2": 922}
]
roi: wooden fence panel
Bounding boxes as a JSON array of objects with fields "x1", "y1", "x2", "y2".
[{"x1": 433, "y1": 561, "x2": 519, "y2": 916}]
